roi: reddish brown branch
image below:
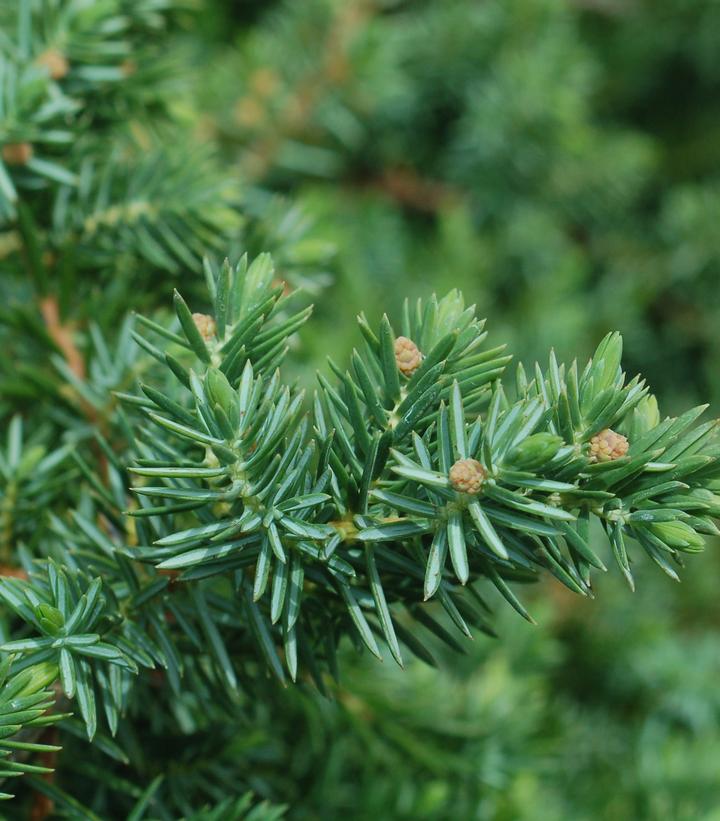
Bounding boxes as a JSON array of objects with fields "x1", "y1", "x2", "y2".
[
  {"x1": 366, "y1": 167, "x2": 459, "y2": 213},
  {"x1": 39, "y1": 297, "x2": 85, "y2": 380}
]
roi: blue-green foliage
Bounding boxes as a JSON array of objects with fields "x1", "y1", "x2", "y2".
[{"x1": 1, "y1": 0, "x2": 719, "y2": 819}]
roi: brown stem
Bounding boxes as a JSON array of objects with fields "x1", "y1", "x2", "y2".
[
  {"x1": 364, "y1": 167, "x2": 460, "y2": 213},
  {"x1": 39, "y1": 297, "x2": 85, "y2": 381}
]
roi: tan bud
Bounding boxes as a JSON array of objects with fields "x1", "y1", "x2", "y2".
[
  {"x1": 36, "y1": 48, "x2": 69, "y2": 80},
  {"x1": 449, "y1": 458, "x2": 487, "y2": 495},
  {"x1": 192, "y1": 313, "x2": 216, "y2": 342},
  {"x1": 394, "y1": 336, "x2": 422, "y2": 377},
  {"x1": 2, "y1": 142, "x2": 33, "y2": 166},
  {"x1": 588, "y1": 428, "x2": 629, "y2": 463}
]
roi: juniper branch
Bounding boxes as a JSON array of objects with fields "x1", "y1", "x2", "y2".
[{"x1": 0, "y1": 247, "x2": 718, "y2": 809}]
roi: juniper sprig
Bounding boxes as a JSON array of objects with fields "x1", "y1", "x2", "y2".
[
  {"x1": 0, "y1": 7, "x2": 718, "y2": 816},
  {"x1": 0, "y1": 251, "x2": 717, "y2": 810}
]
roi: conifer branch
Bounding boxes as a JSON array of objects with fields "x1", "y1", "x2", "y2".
[
  {"x1": 4, "y1": 254, "x2": 717, "y2": 794},
  {"x1": 0, "y1": 1, "x2": 716, "y2": 816}
]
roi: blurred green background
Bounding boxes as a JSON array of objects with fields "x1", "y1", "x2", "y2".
[
  {"x1": 178, "y1": 1, "x2": 720, "y2": 818},
  {"x1": 196, "y1": 0, "x2": 720, "y2": 413}
]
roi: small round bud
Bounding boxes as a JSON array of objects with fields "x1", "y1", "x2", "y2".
[
  {"x1": 192, "y1": 313, "x2": 216, "y2": 341},
  {"x1": 588, "y1": 428, "x2": 629, "y2": 463},
  {"x1": 449, "y1": 458, "x2": 487, "y2": 495},
  {"x1": 394, "y1": 336, "x2": 422, "y2": 377},
  {"x1": 2, "y1": 142, "x2": 33, "y2": 166},
  {"x1": 36, "y1": 48, "x2": 69, "y2": 80}
]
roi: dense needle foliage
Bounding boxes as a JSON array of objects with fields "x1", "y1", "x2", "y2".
[{"x1": 1, "y1": 1, "x2": 718, "y2": 819}]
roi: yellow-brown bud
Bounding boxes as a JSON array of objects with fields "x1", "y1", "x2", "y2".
[
  {"x1": 394, "y1": 336, "x2": 422, "y2": 377},
  {"x1": 192, "y1": 313, "x2": 216, "y2": 342},
  {"x1": 588, "y1": 428, "x2": 629, "y2": 463},
  {"x1": 36, "y1": 48, "x2": 69, "y2": 80},
  {"x1": 2, "y1": 142, "x2": 33, "y2": 166},
  {"x1": 449, "y1": 458, "x2": 487, "y2": 495}
]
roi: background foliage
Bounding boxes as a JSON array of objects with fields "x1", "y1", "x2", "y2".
[{"x1": 1, "y1": 1, "x2": 719, "y2": 819}]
